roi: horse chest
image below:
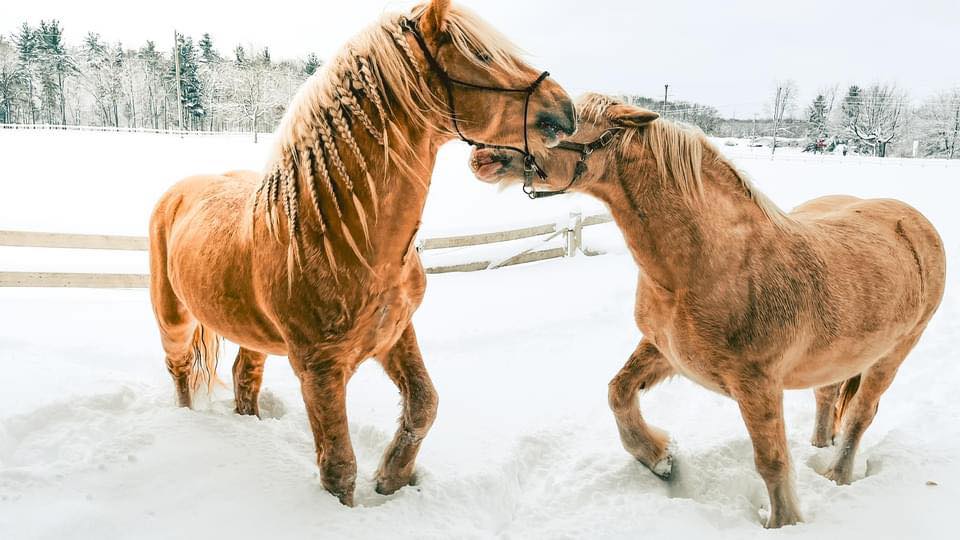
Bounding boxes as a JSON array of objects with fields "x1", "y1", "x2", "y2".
[
  {"x1": 354, "y1": 258, "x2": 426, "y2": 358},
  {"x1": 634, "y1": 286, "x2": 732, "y2": 395}
]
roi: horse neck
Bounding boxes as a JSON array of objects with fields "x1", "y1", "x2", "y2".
[
  {"x1": 294, "y1": 96, "x2": 445, "y2": 269},
  {"x1": 586, "y1": 144, "x2": 779, "y2": 292}
]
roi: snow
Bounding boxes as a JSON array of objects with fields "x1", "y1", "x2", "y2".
[{"x1": 2, "y1": 130, "x2": 960, "y2": 538}]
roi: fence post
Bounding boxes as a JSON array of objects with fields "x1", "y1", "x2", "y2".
[{"x1": 566, "y1": 212, "x2": 582, "y2": 257}]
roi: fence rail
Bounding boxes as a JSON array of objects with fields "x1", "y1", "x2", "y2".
[{"x1": 0, "y1": 213, "x2": 614, "y2": 288}]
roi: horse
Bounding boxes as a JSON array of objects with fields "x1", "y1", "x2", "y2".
[
  {"x1": 148, "y1": 0, "x2": 576, "y2": 506},
  {"x1": 468, "y1": 93, "x2": 945, "y2": 528}
]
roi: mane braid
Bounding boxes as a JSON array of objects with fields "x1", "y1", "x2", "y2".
[
  {"x1": 257, "y1": 7, "x2": 528, "y2": 274},
  {"x1": 329, "y1": 97, "x2": 380, "y2": 220}
]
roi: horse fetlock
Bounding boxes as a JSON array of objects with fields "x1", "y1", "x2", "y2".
[
  {"x1": 764, "y1": 481, "x2": 803, "y2": 528},
  {"x1": 173, "y1": 376, "x2": 192, "y2": 408},
  {"x1": 765, "y1": 506, "x2": 802, "y2": 529},
  {"x1": 824, "y1": 463, "x2": 853, "y2": 485},
  {"x1": 618, "y1": 421, "x2": 670, "y2": 462},
  {"x1": 810, "y1": 430, "x2": 834, "y2": 448}
]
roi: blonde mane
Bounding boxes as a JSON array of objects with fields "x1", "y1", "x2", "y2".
[
  {"x1": 578, "y1": 93, "x2": 789, "y2": 227},
  {"x1": 256, "y1": 5, "x2": 527, "y2": 270}
]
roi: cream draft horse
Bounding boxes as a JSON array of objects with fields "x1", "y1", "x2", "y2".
[{"x1": 469, "y1": 93, "x2": 945, "y2": 527}]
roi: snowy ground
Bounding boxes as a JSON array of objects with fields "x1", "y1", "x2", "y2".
[{"x1": 1, "y1": 130, "x2": 959, "y2": 539}]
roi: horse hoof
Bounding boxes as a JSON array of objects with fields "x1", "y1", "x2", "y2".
[
  {"x1": 375, "y1": 474, "x2": 413, "y2": 496},
  {"x1": 234, "y1": 404, "x2": 260, "y2": 417},
  {"x1": 823, "y1": 467, "x2": 851, "y2": 485},
  {"x1": 650, "y1": 455, "x2": 673, "y2": 480}
]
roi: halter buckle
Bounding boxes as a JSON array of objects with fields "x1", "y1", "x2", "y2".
[{"x1": 597, "y1": 129, "x2": 616, "y2": 147}]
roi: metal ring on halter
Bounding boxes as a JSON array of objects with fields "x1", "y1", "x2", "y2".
[{"x1": 399, "y1": 16, "x2": 551, "y2": 182}]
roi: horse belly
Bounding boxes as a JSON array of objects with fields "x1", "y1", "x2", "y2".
[{"x1": 781, "y1": 328, "x2": 910, "y2": 389}]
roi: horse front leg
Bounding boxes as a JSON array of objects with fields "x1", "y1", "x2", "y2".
[
  {"x1": 608, "y1": 339, "x2": 675, "y2": 479},
  {"x1": 733, "y1": 381, "x2": 802, "y2": 528},
  {"x1": 374, "y1": 324, "x2": 438, "y2": 495},
  {"x1": 294, "y1": 353, "x2": 357, "y2": 506}
]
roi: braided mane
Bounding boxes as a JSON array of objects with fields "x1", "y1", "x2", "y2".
[{"x1": 255, "y1": 5, "x2": 527, "y2": 273}]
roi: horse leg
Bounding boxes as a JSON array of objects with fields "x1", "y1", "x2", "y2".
[
  {"x1": 295, "y1": 354, "x2": 356, "y2": 506},
  {"x1": 608, "y1": 339, "x2": 675, "y2": 479},
  {"x1": 163, "y1": 338, "x2": 195, "y2": 408},
  {"x1": 734, "y1": 383, "x2": 802, "y2": 528},
  {"x1": 149, "y1": 225, "x2": 196, "y2": 408},
  {"x1": 374, "y1": 324, "x2": 438, "y2": 495},
  {"x1": 811, "y1": 382, "x2": 842, "y2": 447},
  {"x1": 233, "y1": 347, "x2": 267, "y2": 416},
  {"x1": 824, "y1": 335, "x2": 919, "y2": 485}
]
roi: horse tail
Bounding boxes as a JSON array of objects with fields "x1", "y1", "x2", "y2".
[
  {"x1": 833, "y1": 374, "x2": 862, "y2": 433},
  {"x1": 189, "y1": 323, "x2": 222, "y2": 395}
]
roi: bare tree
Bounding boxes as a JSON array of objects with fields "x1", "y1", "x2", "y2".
[
  {"x1": 848, "y1": 83, "x2": 906, "y2": 157},
  {"x1": 225, "y1": 56, "x2": 287, "y2": 142},
  {"x1": 770, "y1": 79, "x2": 797, "y2": 155},
  {"x1": 917, "y1": 89, "x2": 960, "y2": 159}
]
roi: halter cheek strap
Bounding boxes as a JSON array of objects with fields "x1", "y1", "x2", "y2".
[
  {"x1": 399, "y1": 17, "x2": 551, "y2": 181},
  {"x1": 523, "y1": 127, "x2": 624, "y2": 199}
]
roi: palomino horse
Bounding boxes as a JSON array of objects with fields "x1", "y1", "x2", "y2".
[
  {"x1": 149, "y1": 0, "x2": 575, "y2": 506},
  {"x1": 469, "y1": 93, "x2": 945, "y2": 528}
]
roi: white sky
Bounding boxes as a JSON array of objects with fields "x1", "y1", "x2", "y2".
[{"x1": 5, "y1": 0, "x2": 959, "y2": 117}]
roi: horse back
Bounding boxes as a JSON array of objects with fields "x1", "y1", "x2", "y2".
[{"x1": 792, "y1": 196, "x2": 946, "y2": 333}]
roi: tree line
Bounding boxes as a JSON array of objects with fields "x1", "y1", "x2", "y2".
[
  {"x1": 0, "y1": 20, "x2": 320, "y2": 140},
  {"x1": 2, "y1": 20, "x2": 957, "y2": 158},
  {"x1": 622, "y1": 81, "x2": 959, "y2": 159},
  {"x1": 800, "y1": 83, "x2": 959, "y2": 159}
]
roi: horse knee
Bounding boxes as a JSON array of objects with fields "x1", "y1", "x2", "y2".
[
  {"x1": 608, "y1": 376, "x2": 636, "y2": 413},
  {"x1": 406, "y1": 379, "x2": 438, "y2": 434}
]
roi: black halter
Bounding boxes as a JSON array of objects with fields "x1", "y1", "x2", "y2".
[
  {"x1": 520, "y1": 128, "x2": 623, "y2": 199},
  {"x1": 399, "y1": 17, "x2": 551, "y2": 182}
]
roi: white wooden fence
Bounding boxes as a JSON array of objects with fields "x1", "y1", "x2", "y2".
[{"x1": 0, "y1": 213, "x2": 613, "y2": 288}]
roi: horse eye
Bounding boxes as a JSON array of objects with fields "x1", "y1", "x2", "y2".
[{"x1": 474, "y1": 50, "x2": 492, "y2": 64}]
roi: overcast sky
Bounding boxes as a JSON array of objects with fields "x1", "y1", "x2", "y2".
[{"x1": 5, "y1": 0, "x2": 959, "y2": 117}]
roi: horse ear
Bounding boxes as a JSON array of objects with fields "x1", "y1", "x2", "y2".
[
  {"x1": 607, "y1": 104, "x2": 659, "y2": 128},
  {"x1": 421, "y1": 0, "x2": 452, "y2": 36}
]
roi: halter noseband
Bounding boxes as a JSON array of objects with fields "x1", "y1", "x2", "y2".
[
  {"x1": 400, "y1": 17, "x2": 551, "y2": 182},
  {"x1": 518, "y1": 127, "x2": 623, "y2": 199}
]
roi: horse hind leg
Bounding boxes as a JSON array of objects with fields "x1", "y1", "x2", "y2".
[
  {"x1": 824, "y1": 334, "x2": 921, "y2": 485},
  {"x1": 811, "y1": 382, "x2": 843, "y2": 447},
  {"x1": 149, "y1": 215, "x2": 220, "y2": 407},
  {"x1": 233, "y1": 347, "x2": 268, "y2": 416}
]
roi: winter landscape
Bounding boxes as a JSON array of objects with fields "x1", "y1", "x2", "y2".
[{"x1": 2, "y1": 0, "x2": 960, "y2": 538}]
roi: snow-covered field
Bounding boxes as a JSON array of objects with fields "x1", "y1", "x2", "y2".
[{"x1": 1, "y1": 130, "x2": 959, "y2": 539}]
